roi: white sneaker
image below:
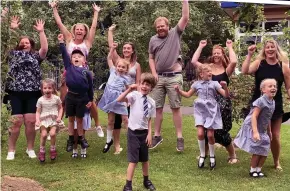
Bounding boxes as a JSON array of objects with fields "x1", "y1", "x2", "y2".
[
  {"x1": 47, "y1": 135, "x2": 51, "y2": 140},
  {"x1": 26, "y1": 149, "x2": 37, "y2": 158},
  {"x1": 96, "y1": 126, "x2": 104, "y2": 137},
  {"x1": 6, "y1": 151, "x2": 15, "y2": 160}
]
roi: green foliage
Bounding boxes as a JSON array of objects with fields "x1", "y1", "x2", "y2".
[
  {"x1": 112, "y1": 1, "x2": 232, "y2": 71},
  {"x1": 1, "y1": 1, "x2": 288, "y2": 126}
]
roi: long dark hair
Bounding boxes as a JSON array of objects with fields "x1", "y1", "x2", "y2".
[
  {"x1": 15, "y1": 36, "x2": 36, "y2": 52},
  {"x1": 122, "y1": 42, "x2": 137, "y2": 64}
]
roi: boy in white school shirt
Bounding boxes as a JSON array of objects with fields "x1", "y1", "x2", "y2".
[{"x1": 117, "y1": 73, "x2": 157, "y2": 191}]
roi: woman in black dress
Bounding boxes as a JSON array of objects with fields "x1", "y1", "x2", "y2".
[
  {"x1": 242, "y1": 39, "x2": 290, "y2": 170},
  {"x1": 192, "y1": 39, "x2": 238, "y2": 163}
]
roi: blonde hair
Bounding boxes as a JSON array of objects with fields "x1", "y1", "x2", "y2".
[
  {"x1": 71, "y1": 23, "x2": 90, "y2": 40},
  {"x1": 116, "y1": 59, "x2": 130, "y2": 72},
  {"x1": 41, "y1": 78, "x2": 58, "y2": 95},
  {"x1": 257, "y1": 39, "x2": 288, "y2": 63},
  {"x1": 141, "y1": 73, "x2": 157, "y2": 89},
  {"x1": 260, "y1": 78, "x2": 277, "y2": 91},
  {"x1": 154, "y1": 17, "x2": 169, "y2": 27},
  {"x1": 196, "y1": 64, "x2": 212, "y2": 80},
  {"x1": 208, "y1": 45, "x2": 230, "y2": 69}
]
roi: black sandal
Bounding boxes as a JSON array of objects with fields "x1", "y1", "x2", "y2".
[
  {"x1": 209, "y1": 156, "x2": 216, "y2": 170},
  {"x1": 102, "y1": 139, "x2": 113, "y2": 153},
  {"x1": 198, "y1": 156, "x2": 206, "y2": 168}
]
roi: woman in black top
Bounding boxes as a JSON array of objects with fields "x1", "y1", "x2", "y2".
[
  {"x1": 192, "y1": 39, "x2": 238, "y2": 163},
  {"x1": 6, "y1": 16, "x2": 48, "y2": 160},
  {"x1": 242, "y1": 39, "x2": 290, "y2": 170}
]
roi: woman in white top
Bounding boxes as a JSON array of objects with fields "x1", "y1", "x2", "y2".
[
  {"x1": 107, "y1": 24, "x2": 141, "y2": 154},
  {"x1": 50, "y1": 1, "x2": 104, "y2": 137}
]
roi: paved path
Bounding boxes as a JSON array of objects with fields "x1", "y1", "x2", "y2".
[{"x1": 163, "y1": 105, "x2": 290, "y2": 125}]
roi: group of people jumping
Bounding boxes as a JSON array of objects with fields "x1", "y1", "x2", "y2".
[{"x1": 2, "y1": 0, "x2": 290, "y2": 190}]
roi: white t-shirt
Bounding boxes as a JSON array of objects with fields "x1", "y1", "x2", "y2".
[{"x1": 127, "y1": 91, "x2": 156, "y2": 130}]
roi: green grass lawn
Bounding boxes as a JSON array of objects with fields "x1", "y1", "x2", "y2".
[{"x1": 1, "y1": 110, "x2": 290, "y2": 191}]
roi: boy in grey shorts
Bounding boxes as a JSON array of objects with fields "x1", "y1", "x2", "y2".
[{"x1": 117, "y1": 73, "x2": 157, "y2": 191}]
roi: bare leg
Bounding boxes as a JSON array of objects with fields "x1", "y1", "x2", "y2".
[
  {"x1": 8, "y1": 115, "x2": 24, "y2": 152},
  {"x1": 142, "y1": 161, "x2": 149, "y2": 176},
  {"x1": 40, "y1": 126, "x2": 48, "y2": 147},
  {"x1": 76, "y1": 117, "x2": 83, "y2": 137},
  {"x1": 68, "y1": 116, "x2": 75, "y2": 136},
  {"x1": 49, "y1": 126, "x2": 57, "y2": 146},
  {"x1": 23, "y1": 113, "x2": 36, "y2": 150},
  {"x1": 207, "y1": 129, "x2": 215, "y2": 145},
  {"x1": 154, "y1": 108, "x2": 163, "y2": 137},
  {"x1": 171, "y1": 108, "x2": 182, "y2": 138},
  {"x1": 126, "y1": 163, "x2": 137, "y2": 181},
  {"x1": 270, "y1": 117, "x2": 282, "y2": 169},
  {"x1": 113, "y1": 129, "x2": 121, "y2": 152},
  {"x1": 250, "y1": 154, "x2": 260, "y2": 168},
  {"x1": 90, "y1": 102, "x2": 100, "y2": 127},
  {"x1": 257, "y1": 156, "x2": 267, "y2": 168},
  {"x1": 226, "y1": 142, "x2": 238, "y2": 164}
]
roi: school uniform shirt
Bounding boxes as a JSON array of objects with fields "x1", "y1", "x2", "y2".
[{"x1": 127, "y1": 91, "x2": 156, "y2": 130}]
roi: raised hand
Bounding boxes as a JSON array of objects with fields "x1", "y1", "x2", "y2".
[
  {"x1": 58, "y1": 34, "x2": 64, "y2": 42},
  {"x1": 248, "y1": 45, "x2": 256, "y2": 56},
  {"x1": 226, "y1": 39, "x2": 233, "y2": 48},
  {"x1": 129, "y1": 84, "x2": 138, "y2": 91},
  {"x1": 199, "y1": 40, "x2": 207, "y2": 48},
  {"x1": 92, "y1": 3, "x2": 102, "y2": 12},
  {"x1": 49, "y1": 0, "x2": 58, "y2": 8},
  {"x1": 33, "y1": 19, "x2": 45, "y2": 32},
  {"x1": 10, "y1": 16, "x2": 20, "y2": 29},
  {"x1": 112, "y1": 42, "x2": 118, "y2": 49},
  {"x1": 1, "y1": 7, "x2": 9, "y2": 18},
  {"x1": 109, "y1": 24, "x2": 117, "y2": 31}
]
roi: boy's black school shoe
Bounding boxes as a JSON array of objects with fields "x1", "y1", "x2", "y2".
[
  {"x1": 123, "y1": 185, "x2": 132, "y2": 191},
  {"x1": 143, "y1": 180, "x2": 156, "y2": 191}
]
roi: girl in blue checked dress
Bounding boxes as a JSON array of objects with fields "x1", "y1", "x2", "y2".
[
  {"x1": 234, "y1": 79, "x2": 276, "y2": 178},
  {"x1": 98, "y1": 43, "x2": 131, "y2": 154},
  {"x1": 175, "y1": 64, "x2": 229, "y2": 170}
]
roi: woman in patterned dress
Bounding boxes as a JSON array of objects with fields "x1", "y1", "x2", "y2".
[{"x1": 6, "y1": 16, "x2": 48, "y2": 160}]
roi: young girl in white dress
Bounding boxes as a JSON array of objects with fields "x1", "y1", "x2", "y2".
[{"x1": 36, "y1": 78, "x2": 64, "y2": 162}]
